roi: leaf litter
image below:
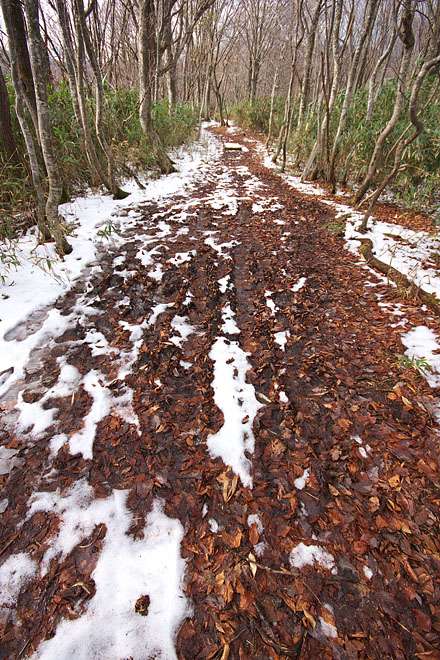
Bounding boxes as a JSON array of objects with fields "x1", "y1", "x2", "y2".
[{"x1": 0, "y1": 124, "x2": 440, "y2": 660}]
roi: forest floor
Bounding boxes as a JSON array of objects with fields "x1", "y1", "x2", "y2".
[{"x1": 1, "y1": 124, "x2": 440, "y2": 660}]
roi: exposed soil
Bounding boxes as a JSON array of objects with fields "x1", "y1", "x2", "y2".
[{"x1": 1, "y1": 126, "x2": 440, "y2": 660}]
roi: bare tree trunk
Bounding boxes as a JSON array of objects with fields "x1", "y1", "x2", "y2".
[
  {"x1": 0, "y1": 67, "x2": 26, "y2": 170},
  {"x1": 359, "y1": 52, "x2": 440, "y2": 232},
  {"x1": 266, "y1": 48, "x2": 284, "y2": 148},
  {"x1": 1, "y1": 0, "x2": 47, "y2": 239},
  {"x1": 74, "y1": 0, "x2": 128, "y2": 198},
  {"x1": 23, "y1": 0, "x2": 72, "y2": 255},
  {"x1": 56, "y1": 0, "x2": 124, "y2": 196},
  {"x1": 327, "y1": 0, "x2": 380, "y2": 192},
  {"x1": 138, "y1": 0, "x2": 176, "y2": 174},
  {"x1": 354, "y1": 2, "x2": 414, "y2": 205},
  {"x1": 296, "y1": 0, "x2": 323, "y2": 133},
  {"x1": 366, "y1": 30, "x2": 397, "y2": 121},
  {"x1": 3, "y1": 0, "x2": 39, "y2": 137},
  {"x1": 302, "y1": 0, "x2": 345, "y2": 181}
]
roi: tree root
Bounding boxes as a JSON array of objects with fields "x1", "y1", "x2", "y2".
[{"x1": 358, "y1": 238, "x2": 440, "y2": 317}]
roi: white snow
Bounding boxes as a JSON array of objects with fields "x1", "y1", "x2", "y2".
[
  {"x1": 218, "y1": 275, "x2": 232, "y2": 293},
  {"x1": 363, "y1": 566, "x2": 373, "y2": 580},
  {"x1": 319, "y1": 616, "x2": 338, "y2": 638},
  {"x1": 294, "y1": 469, "x2": 310, "y2": 490},
  {"x1": 279, "y1": 391, "x2": 289, "y2": 403},
  {"x1": 148, "y1": 303, "x2": 174, "y2": 326},
  {"x1": 274, "y1": 330, "x2": 290, "y2": 351},
  {"x1": 291, "y1": 277, "x2": 307, "y2": 292},
  {"x1": 247, "y1": 513, "x2": 264, "y2": 534},
  {"x1": 264, "y1": 290, "x2": 278, "y2": 315},
  {"x1": 207, "y1": 337, "x2": 263, "y2": 487},
  {"x1": 0, "y1": 552, "x2": 37, "y2": 607},
  {"x1": 169, "y1": 316, "x2": 195, "y2": 347},
  {"x1": 168, "y1": 251, "x2": 195, "y2": 266},
  {"x1": 289, "y1": 543, "x2": 335, "y2": 570},
  {"x1": 28, "y1": 483, "x2": 189, "y2": 660},
  {"x1": 401, "y1": 326, "x2": 440, "y2": 388},
  {"x1": 68, "y1": 371, "x2": 111, "y2": 459},
  {"x1": 221, "y1": 305, "x2": 240, "y2": 334},
  {"x1": 0, "y1": 124, "x2": 224, "y2": 400}
]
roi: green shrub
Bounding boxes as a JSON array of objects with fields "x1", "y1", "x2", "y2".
[{"x1": 0, "y1": 80, "x2": 200, "y2": 228}]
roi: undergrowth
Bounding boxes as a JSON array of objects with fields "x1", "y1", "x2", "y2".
[
  {"x1": 0, "y1": 81, "x2": 199, "y2": 231},
  {"x1": 229, "y1": 74, "x2": 440, "y2": 218}
]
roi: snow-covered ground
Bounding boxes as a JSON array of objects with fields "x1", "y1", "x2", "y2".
[{"x1": 1, "y1": 121, "x2": 439, "y2": 658}]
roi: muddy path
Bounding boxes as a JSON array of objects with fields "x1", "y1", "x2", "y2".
[{"x1": 1, "y1": 126, "x2": 440, "y2": 660}]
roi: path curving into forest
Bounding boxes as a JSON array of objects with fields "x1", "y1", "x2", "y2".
[{"x1": 1, "y1": 125, "x2": 440, "y2": 660}]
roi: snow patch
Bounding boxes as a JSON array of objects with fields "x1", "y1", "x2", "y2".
[
  {"x1": 289, "y1": 543, "x2": 335, "y2": 570},
  {"x1": 28, "y1": 483, "x2": 189, "y2": 660},
  {"x1": 207, "y1": 337, "x2": 263, "y2": 487},
  {"x1": 294, "y1": 469, "x2": 310, "y2": 490},
  {"x1": 0, "y1": 552, "x2": 37, "y2": 607}
]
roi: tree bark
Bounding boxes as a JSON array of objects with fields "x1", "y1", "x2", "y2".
[
  {"x1": 23, "y1": 0, "x2": 72, "y2": 255},
  {"x1": 138, "y1": 0, "x2": 176, "y2": 174},
  {"x1": 327, "y1": 0, "x2": 381, "y2": 192},
  {"x1": 354, "y1": 2, "x2": 414, "y2": 205},
  {"x1": 74, "y1": 0, "x2": 128, "y2": 198},
  {"x1": 4, "y1": 0, "x2": 39, "y2": 137},
  {"x1": 359, "y1": 52, "x2": 440, "y2": 232},
  {"x1": 1, "y1": 0, "x2": 47, "y2": 239},
  {"x1": 0, "y1": 67, "x2": 26, "y2": 170}
]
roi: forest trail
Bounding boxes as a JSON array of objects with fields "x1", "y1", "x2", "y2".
[{"x1": 1, "y1": 125, "x2": 440, "y2": 660}]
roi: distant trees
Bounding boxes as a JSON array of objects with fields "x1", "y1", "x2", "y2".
[{"x1": 0, "y1": 0, "x2": 439, "y2": 240}]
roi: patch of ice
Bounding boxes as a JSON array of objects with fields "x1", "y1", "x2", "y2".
[{"x1": 0, "y1": 446, "x2": 23, "y2": 475}]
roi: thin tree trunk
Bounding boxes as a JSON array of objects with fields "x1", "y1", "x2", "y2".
[
  {"x1": 366, "y1": 30, "x2": 397, "y2": 121},
  {"x1": 354, "y1": 3, "x2": 414, "y2": 205},
  {"x1": 56, "y1": 0, "x2": 121, "y2": 196},
  {"x1": 302, "y1": 0, "x2": 344, "y2": 180},
  {"x1": 327, "y1": 0, "x2": 380, "y2": 192},
  {"x1": 4, "y1": 0, "x2": 39, "y2": 137},
  {"x1": 266, "y1": 60, "x2": 280, "y2": 148},
  {"x1": 359, "y1": 52, "x2": 440, "y2": 232},
  {"x1": 23, "y1": 0, "x2": 72, "y2": 255},
  {"x1": 296, "y1": 0, "x2": 323, "y2": 133},
  {"x1": 74, "y1": 0, "x2": 128, "y2": 198},
  {"x1": 138, "y1": 0, "x2": 176, "y2": 174},
  {"x1": 0, "y1": 67, "x2": 26, "y2": 170},
  {"x1": 1, "y1": 0, "x2": 47, "y2": 239}
]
